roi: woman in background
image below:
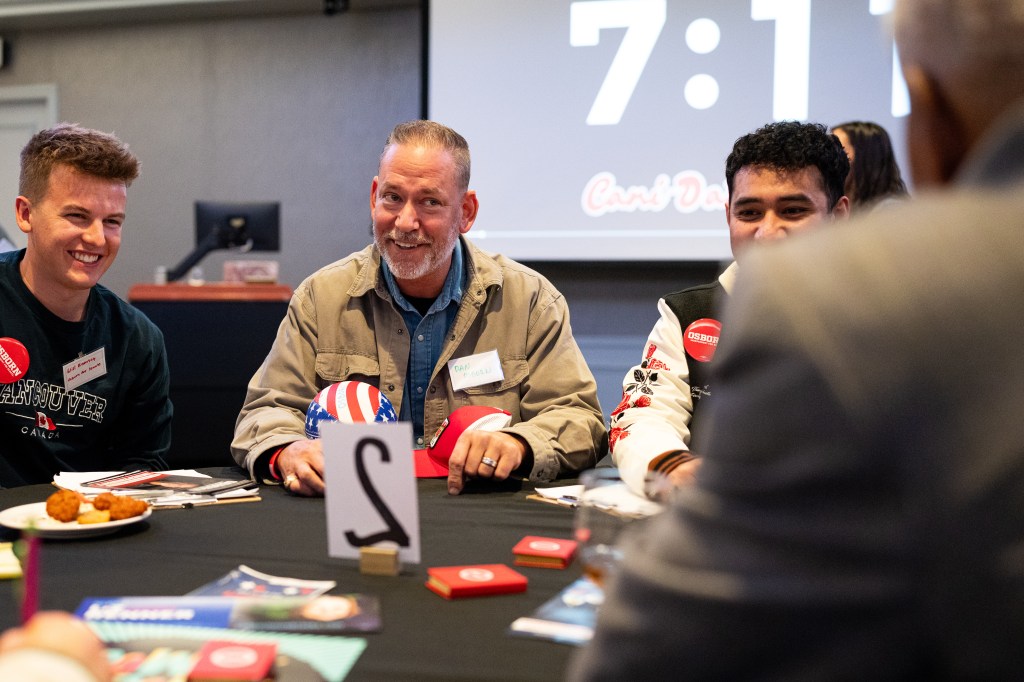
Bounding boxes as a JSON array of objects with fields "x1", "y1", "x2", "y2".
[{"x1": 832, "y1": 120, "x2": 909, "y2": 214}]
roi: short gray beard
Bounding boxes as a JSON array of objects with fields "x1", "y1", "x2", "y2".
[{"x1": 374, "y1": 224, "x2": 459, "y2": 282}]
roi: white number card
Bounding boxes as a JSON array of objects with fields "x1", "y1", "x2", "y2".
[{"x1": 322, "y1": 421, "x2": 421, "y2": 564}]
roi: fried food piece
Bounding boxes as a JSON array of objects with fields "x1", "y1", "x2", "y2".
[
  {"x1": 106, "y1": 495, "x2": 149, "y2": 520},
  {"x1": 77, "y1": 510, "x2": 111, "y2": 525},
  {"x1": 91, "y1": 492, "x2": 118, "y2": 511},
  {"x1": 93, "y1": 492, "x2": 147, "y2": 519},
  {"x1": 45, "y1": 489, "x2": 83, "y2": 523}
]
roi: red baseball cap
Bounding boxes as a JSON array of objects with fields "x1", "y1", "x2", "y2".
[{"x1": 413, "y1": 406, "x2": 513, "y2": 478}]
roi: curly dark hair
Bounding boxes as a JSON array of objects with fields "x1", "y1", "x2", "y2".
[
  {"x1": 20, "y1": 123, "x2": 139, "y2": 201},
  {"x1": 725, "y1": 121, "x2": 849, "y2": 210}
]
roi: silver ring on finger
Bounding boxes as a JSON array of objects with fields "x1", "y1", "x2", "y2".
[{"x1": 481, "y1": 456, "x2": 498, "y2": 469}]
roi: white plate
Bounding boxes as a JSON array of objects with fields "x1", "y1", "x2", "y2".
[{"x1": 0, "y1": 502, "x2": 151, "y2": 539}]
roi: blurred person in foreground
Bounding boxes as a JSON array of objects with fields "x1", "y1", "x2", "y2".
[
  {"x1": 0, "y1": 124, "x2": 171, "y2": 488},
  {"x1": 0, "y1": 612, "x2": 111, "y2": 681},
  {"x1": 609, "y1": 121, "x2": 849, "y2": 495},
  {"x1": 232, "y1": 120, "x2": 605, "y2": 496},
  {"x1": 832, "y1": 119, "x2": 910, "y2": 214},
  {"x1": 572, "y1": 0, "x2": 1024, "y2": 678}
]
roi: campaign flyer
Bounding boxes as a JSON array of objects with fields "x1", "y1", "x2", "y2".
[
  {"x1": 91, "y1": 621, "x2": 366, "y2": 682},
  {"x1": 187, "y1": 565, "x2": 335, "y2": 599},
  {"x1": 76, "y1": 594, "x2": 381, "y2": 634},
  {"x1": 508, "y1": 577, "x2": 603, "y2": 646}
]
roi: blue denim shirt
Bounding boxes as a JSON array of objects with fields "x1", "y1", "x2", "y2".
[{"x1": 380, "y1": 242, "x2": 466, "y2": 446}]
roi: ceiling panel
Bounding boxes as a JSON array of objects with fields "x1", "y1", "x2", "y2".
[{"x1": 0, "y1": 0, "x2": 419, "y2": 30}]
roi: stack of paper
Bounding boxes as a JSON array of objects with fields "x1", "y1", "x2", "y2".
[
  {"x1": 531, "y1": 483, "x2": 663, "y2": 518},
  {"x1": 53, "y1": 470, "x2": 260, "y2": 507},
  {"x1": 81, "y1": 565, "x2": 371, "y2": 681}
]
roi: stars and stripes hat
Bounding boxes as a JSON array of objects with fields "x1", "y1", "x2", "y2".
[{"x1": 305, "y1": 381, "x2": 397, "y2": 439}]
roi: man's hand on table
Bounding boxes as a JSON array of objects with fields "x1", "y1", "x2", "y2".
[
  {"x1": 276, "y1": 430, "x2": 530, "y2": 497},
  {"x1": 277, "y1": 439, "x2": 326, "y2": 497},
  {"x1": 447, "y1": 430, "x2": 526, "y2": 496}
]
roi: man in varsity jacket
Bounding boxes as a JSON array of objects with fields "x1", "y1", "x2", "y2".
[{"x1": 610, "y1": 121, "x2": 850, "y2": 495}]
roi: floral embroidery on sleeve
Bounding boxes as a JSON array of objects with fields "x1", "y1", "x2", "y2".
[{"x1": 610, "y1": 343, "x2": 669, "y2": 439}]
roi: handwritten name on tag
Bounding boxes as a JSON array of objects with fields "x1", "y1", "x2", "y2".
[
  {"x1": 63, "y1": 347, "x2": 107, "y2": 391},
  {"x1": 448, "y1": 350, "x2": 504, "y2": 392}
]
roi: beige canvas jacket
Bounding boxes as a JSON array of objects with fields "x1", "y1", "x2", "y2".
[{"x1": 231, "y1": 238, "x2": 607, "y2": 481}]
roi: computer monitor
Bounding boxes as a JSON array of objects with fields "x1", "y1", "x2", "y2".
[{"x1": 166, "y1": 201, "x2": 280, "y2": 282}]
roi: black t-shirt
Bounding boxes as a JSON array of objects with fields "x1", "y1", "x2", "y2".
[{"x1": 0, "y1": 250, "x2": 172, "y2": 487}]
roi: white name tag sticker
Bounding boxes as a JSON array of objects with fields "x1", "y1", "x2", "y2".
[
  {"x1": 322, "y1": 421, "x2": 421, "y2": 565},
  {"x1": 448, "y1": 349, "x2": 504, "y2": 392},
  {"x1": 63, "y1": 347, "x2": 107, "y2": 391}
]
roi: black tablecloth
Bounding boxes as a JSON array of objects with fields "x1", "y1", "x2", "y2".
[{"x1": 0, "y1": 470, "x2": 583, "y2": 681}]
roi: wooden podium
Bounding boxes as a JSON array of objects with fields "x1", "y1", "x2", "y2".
[{"x1": 128, "y1": 282, "x2": 292, "y2": 469}]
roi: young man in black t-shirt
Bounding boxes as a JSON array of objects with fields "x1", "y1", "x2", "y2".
[{"x1": 0, "y1": 124, "x2": 171, "y2": 487}]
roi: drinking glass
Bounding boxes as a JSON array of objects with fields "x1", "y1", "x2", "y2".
[{"x1": 573, "y1": 468, "x2": 631, "y2": 587}]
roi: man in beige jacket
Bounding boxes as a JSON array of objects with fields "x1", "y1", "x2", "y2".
[{"x1": 232, "y1": 120, "x2": 606, "y2": 496}]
